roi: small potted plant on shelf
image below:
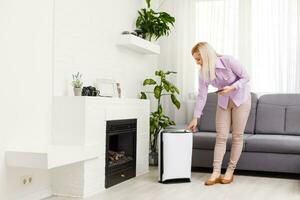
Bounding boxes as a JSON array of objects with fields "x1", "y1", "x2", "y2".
[
  {"x1": 140, "y1": 70, "x2": 181, "y2": 165},
  {"x1": 72, "y1": 72, "x2": 83, "y2": 96},
  {"x1": 136, "y1": 0, "x2": 175, "y2": 41}
]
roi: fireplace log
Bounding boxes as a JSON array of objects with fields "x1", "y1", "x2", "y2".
[{"x1": 108, "y1": 150, "x2": 127, "y2": 161}]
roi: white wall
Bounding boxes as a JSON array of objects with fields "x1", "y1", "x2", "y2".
[
  {"x1": 0, "y1": 0, "x2": 159, "y2": 199},
  {"x1": 0, "y1": 0, "x2": 53, "y2": 199},
  {"x1": 53, "y1": 0, "x2": 159, "y2": 98}
]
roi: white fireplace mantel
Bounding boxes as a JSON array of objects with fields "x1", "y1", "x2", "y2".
[{"x1": 51, "y1": 96, "x2": 150, "y2": 198}]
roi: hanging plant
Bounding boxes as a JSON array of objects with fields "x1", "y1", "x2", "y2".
[{"x1": 136, "y1": 0, "x2": 175, "y2": 41}]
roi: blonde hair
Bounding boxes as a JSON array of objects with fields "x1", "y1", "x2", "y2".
[{"x1": 191, "y1": 42, "x2": 219, "y2": 81}]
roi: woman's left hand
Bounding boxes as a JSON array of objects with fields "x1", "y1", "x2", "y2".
[{"x1": 218, "y1": 86, "x2": 236, "y2": 96}]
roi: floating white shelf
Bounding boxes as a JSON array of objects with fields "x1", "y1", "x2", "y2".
[
  {"x1": 6, "y1": 144, "x2": 99, "y2": 169},
  {"x1": 117, "y1": 34, "x2": 160, "y2": 54}
]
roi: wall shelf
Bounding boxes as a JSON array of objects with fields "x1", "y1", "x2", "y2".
[
  {"x1": 117, "y1": 34, "x2": 160, "y2": 55},
  {"x1": 6, "y1": 144, "x2": 99, "y2": 169}
]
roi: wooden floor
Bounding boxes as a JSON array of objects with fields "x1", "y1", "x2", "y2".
[{"x1": 46, "y1": 167, "x2": 300, "y2": 200}]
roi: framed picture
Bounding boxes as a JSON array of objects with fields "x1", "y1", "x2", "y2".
[{"x1": 96, "y1": 79, "x2": 118, "y2": 97}]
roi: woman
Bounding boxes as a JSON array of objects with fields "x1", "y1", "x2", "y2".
[{"x1": 186, "y1": 42, "x2": 251, "y2": 186}]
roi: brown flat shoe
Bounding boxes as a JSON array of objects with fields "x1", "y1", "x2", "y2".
[
  {"x1": 204, "y1": 175, "x2": 222, "y2": 186},
  {"x1": 220, "y1": 175, "x2": 234, "y2": 184}
]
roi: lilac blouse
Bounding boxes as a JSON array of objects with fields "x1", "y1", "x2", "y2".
[{"x1": 193, "y1": 55, "x2": 251, "y2": 118}]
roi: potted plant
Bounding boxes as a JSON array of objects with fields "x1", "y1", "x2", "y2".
[
  {"x1": 72, "y1": 72, "x2": 83, "y2": 96},
  {"x1": 136, "y1": 0, "x2": 175, "y2": 41},
  {"x1": 140, "y1": 70, "x2": 181, "y2": 165}
]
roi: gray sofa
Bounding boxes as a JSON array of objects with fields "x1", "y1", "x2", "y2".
[{"x1": 192, "y1": 93, "x2": 300, "y2": 174}]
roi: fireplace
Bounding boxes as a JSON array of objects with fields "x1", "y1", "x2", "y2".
[{"x1": 105, "y1": 119, "x2": 137, "y2": 188}]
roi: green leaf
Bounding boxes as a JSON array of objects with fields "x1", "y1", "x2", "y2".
[
  {"x1": 173, "y1": 86, "x2": 180, "y2": 94},
  {"x1": 169, "y1": 119, "x2": 176, "y2": 125},
  {"x1": 140, "y1": 92, "x2": 147, "y2": 99},
  {"x1": 171, "y1": 94, "x2": 180, "y2": 109},
  {"x1": 154, "y1": 86, "x2": 162, "y2": 99},
  {"x1": 162, "y1": 79, "x2": 170, "y2": 92},
  {"x1": 143, "y1": 78, "x2": 157, "y2": 85},
  {"x1": 167, "y1": 82, "x2": 180, "y2": 94},
  {"x1": 155, "y1": 70, "x2": 163, "y2": 76}
]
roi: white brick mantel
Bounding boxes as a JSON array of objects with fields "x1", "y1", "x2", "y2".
[{"x1": 51, "y1": 96, "x2": 150, "y2": 198}]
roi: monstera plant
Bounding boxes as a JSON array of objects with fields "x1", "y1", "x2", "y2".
[
  {"x1": 140, "y1": 70, "x2": 181, "y2": 165},
  {"x1": 136, "y1": 0, "x2": 175, "y2": 41}
]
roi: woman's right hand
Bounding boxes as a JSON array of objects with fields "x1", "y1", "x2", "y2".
[{"x1": 186, "y1": 118, "x2": 198, "y2": 133}]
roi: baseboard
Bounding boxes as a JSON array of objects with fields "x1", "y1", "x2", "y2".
[
  {"x1": 51, "y1": 193, "x2": 83, "y2": 199},
  {"x1": 14, "y1": 186, "x2": 52, "y2": 200}
]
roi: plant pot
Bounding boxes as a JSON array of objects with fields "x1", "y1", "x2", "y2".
[
  {"x1": 73, "y1": 87, "x2": 82, "y2": 96},
  {"x1": 149, "y1": 151, "x2": 158, "y2": 166}
]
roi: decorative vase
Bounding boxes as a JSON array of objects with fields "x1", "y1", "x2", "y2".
[
  {"x1": 149, "y1": 151, "x2": 158, "y2": 166},
  {"x1": 73, "y1": 87, "x2": 82, "y2": 96}
]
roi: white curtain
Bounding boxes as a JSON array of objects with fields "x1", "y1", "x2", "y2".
[
  {"x1": 159, "y1": 0, "x2": 300, "y2": 123},
  {"x1": 195, "y1": 0, "x2": 239, "y2": 93},
  {"x1": 195, "y1": 0, "x2": 300, "y2": 93},
  {"x1": 158, "y1": 0, "x2": 198, "y2": 124},
  {"x1": 251, "y1": 0, "x2": 298, "y2": 93}
]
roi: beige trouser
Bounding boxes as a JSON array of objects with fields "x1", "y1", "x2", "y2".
[{"x1": 213, "y1": 96, "x2": 251, "y2": 173}]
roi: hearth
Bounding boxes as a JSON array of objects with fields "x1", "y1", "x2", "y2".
[{"x1": 105, "y1": 119, "x2": 137, "y2": 188}]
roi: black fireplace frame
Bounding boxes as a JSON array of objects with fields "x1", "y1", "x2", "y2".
[{"x1": 105, "y1": 118, "x2": 137, "y2": 188}]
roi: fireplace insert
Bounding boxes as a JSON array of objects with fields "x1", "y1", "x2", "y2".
[{"x1": 105, "y1": 119, "x2": 137, "y2": 188}]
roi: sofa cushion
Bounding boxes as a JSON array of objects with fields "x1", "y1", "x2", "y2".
[
  {"x1": 197, "y1": 93, "x2": 218, "y2": 132},
  {"x1": 255, "y1": 104, "x2": 286, "y2": 134},
  {"x1": 197, "y1": 92, "x2": 258, "y2": 134},
  {"x1": 193, "y1": 132, "x2": 252, "y2": 151},
  {"x1": 255, "y1": 94, "x2": 300, "y2": 135},
  {"x1": 244, "y1": 93, "x2": 258, "y2": 134},
  {"x1": 245, "y1": 134, "x2": 300, "y2": 154},
  {"x1": 285, "y1": 106, "x2": 300, "y2": 135}
]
